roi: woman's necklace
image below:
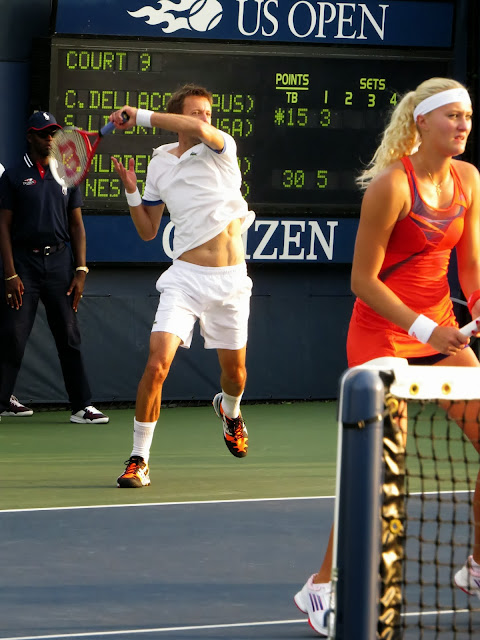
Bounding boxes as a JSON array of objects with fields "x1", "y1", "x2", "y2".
[{"x1": 426, "y1": 170, "x2": 447, "y2": 197}]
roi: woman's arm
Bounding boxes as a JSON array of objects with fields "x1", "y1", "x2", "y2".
[
  {"x1": 456, "y1": 162, "x2": 480, "y2": 317},
  {"x1": 351, "y1": 165, "x2": 418, "y2": 332}
]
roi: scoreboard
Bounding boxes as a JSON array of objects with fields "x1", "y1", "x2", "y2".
[{"x1": 48, "y1": 39, "x2": 450, "y2": 216}]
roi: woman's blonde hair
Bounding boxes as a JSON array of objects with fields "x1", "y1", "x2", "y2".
[{"x1": 355, "y1": 77, "x2": 467, "y2": 190}]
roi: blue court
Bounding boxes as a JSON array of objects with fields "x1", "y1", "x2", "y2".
[{"x1": 0, "y1": 497, "x2": 332, "y2": 640}]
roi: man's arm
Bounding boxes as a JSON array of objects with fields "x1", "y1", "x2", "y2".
[
  {"x1": 112, "y1": 156, "x2": 165, "y2": 241},
  {"x1": 0, "y1": 208, "x2": 24, "y2": 309},
  {"x1": 0, "y1": 208, "x2": 15, "y2": 278},
  {"x1": 67, "y1": 206, "x2": 87, "y2": 311},
  {"x1": 111, "y1": 106, "x2": 225, "y2": 151}
]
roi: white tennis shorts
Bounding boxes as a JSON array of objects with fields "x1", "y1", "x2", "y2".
[{"x1": 152, "y1": 259, "x2": 253, "y2": 349}]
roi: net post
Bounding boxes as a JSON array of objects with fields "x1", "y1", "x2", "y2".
[{"x1": 333, "y1": 367, "x2": 387, "y2": 640}]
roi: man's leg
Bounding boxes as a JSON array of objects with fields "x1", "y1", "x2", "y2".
[
  {"x1": 218, "y1": 345, "x2": 247, "y2": 398},
  {"x1": 41, "y1": 250, "x2": 93, "y2": 413},
  {"x1": 117, "y1": 331, "x2": 181, "y2": 487},
  {"x1": 0, "y1": 261, "x2": 40, "y2": 413},
  {"x1": 213, "y1": 347, "x2": 248, "y2": 458}
]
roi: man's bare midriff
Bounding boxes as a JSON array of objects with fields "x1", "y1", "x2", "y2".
[{"x1": 178, "y1": 218, "x2": 245, "y2": 267}]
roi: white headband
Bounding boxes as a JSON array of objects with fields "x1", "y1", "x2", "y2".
[{"x1": 413, "y1": 88, "x2": 471, "y2": 122}]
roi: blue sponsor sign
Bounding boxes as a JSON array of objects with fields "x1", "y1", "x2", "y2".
[
  {"x1": 55, "y1": 0, "x2": 454, "y2": 48},
  {"x1": 84, "y1": 216, "x2": 359, "y2": 264}
]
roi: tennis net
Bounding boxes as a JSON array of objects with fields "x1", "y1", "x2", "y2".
[{"x1": 330, "y1": 358, "x2": 480, "y2": 640}]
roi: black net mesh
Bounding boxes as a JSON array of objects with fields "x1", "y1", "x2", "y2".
[{"x1": 382, "y1": 398, "x2": 480, "y2": 639}]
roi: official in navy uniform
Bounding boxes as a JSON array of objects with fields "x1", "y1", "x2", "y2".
[{"x1": 0, "y1": 111, "x2": 109, "y2": 424}]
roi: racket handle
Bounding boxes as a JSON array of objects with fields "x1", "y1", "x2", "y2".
[
  {"x1": 100, "y1": 120, "x2": 116, "y2": 136},
  {"x1": 459, "y1": 317, "x2": 480, "y2": 337},
  {"x1": 100, "y1": 111, "x2": 129, "y2": 137}
]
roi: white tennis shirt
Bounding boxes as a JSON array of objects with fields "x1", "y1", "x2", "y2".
[{"x1": 143, "y1": 131, "x2": 255, "y2": 260}]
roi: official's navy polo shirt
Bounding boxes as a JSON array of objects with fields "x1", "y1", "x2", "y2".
[{"x1": 0, "y1": 153, "x2": 83, "y2": 248}]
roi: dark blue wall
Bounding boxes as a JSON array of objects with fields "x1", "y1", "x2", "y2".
[
  {"x1": 0, "y1": 0, "x2": 52, "y2": 167},
  {"x1": 14, "y1": 263, "x2": 353, "y2": 403},
  {"x1": 1, "y1": 0, "x2": 478, "y2": 403}
]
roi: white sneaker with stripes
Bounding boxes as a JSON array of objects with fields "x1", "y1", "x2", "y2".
[
  {"x1": 294, "y1": 575, "x2": 331, "y2": 636},
  {"x1": 455, "y1": 556, "x2": 480, "y2": 600}
]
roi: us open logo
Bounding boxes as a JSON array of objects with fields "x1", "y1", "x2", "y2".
[{"x1": 128, "y1": 0, "x2": 223, "y2": 33}]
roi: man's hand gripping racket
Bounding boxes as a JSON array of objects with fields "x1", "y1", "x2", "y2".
[{"x1": 49, "y1": 113, "x2": 128, "y2": 188}]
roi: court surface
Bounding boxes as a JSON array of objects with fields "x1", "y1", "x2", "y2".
[
  {"x1": 1, "y1": 402, "x2": 478, "y2": 638},
  {"x1": 1, "y1": 497, "x2": 333, "y2": 639},
  {"x1": 0, "y1": 402, "x2": 335, "y2": 639}
]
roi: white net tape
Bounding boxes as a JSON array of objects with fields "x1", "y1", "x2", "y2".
[{"x1": 356, "y1": 357, "x2": 480, "y2": 400}]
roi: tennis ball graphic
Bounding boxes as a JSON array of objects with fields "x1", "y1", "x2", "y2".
[{"x1": 188, "y1": 0, "x2": 223, "y2": 31}]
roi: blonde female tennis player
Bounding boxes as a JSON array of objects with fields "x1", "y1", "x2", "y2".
[{"x1": 295, "y1": 77, "x2": 480, "y2": 636}]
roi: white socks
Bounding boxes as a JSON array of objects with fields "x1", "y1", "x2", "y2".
[
  {"x1": 130, "y1": 394, "x2": 243, "y2": 461},
  {"x1": 131, "y1": 418, "x2": 156, "y2": 462},
  {"x1": 221, "y1": 391, "x2": 243, "y2": 419}
]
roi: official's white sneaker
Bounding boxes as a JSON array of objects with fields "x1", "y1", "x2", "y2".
[
  {"x1": 454, "y1": 556, "x2": 480, "y2": 599},
  {"x1": 70, "y1": 406, "x2": 109, "y2": 424},
  {"x1": 1, "y1": 395, "x2": 33, "y2": 417},
  {"x1": 294, "y1": 575, "x2": 331, "y2": 636}
]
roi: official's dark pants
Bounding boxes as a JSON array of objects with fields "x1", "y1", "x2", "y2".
[{"x1": 0, "y1": 245, "x2": 92, "y2": 413}]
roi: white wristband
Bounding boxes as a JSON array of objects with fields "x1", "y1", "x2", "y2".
[
  {"x1": 125, "y1": 188, "x2": 142, "y2": 207},
  {"x1": 408, "y1": 314, "x2": 438, "y2": 344},
  {"x1": 136, "y1": 109, "x2": 153, "y2": 128}
]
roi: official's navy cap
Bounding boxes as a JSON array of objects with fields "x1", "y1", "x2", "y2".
[{"x1": 27, "y1": 111, "x2": 62, "y2": 132}]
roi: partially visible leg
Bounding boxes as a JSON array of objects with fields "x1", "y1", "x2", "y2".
[
  {"x1": 448, "y1": 401, "x2": 480, "y2": 596},
  {"x1": 41, "y1": 250, "x2": 92, "y2": 413},
  {"x1": 313, "y1": 528, "x2": 334, "y2": 584},
  {"x1": 443, "y1": 398, "x2": 480, "y2": 562},
  {"x1": 294, "y1": 397, "x2": 408, "y2": 635},
  {"x1": 0, "y1": 259, "x2": 40, "y2": 412},
  {"x1": 434, "y1": 350, "x2": 480, "y2": 596},
  {"x1": 436, "y1": 350, "x2": 480, "y2": 562},
  {"x1": 217, "y1": 346, "x2": 247, "y2": 416},
  {"x1": 135, "y1": 331, "x2": 182, "y2": 424},
  {"x1": 117, "y1": 331, "x2": 181, "y2": 488},
  {"x1": 294, "y1": 539, "x2": 332, "y2": 637},
  {"x1": 214, "y1": 347, "x2": 248, "y2": 457}
]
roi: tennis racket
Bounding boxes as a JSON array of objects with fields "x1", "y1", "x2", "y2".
[
  {"x1": 49, "y1": 114, "x2": 127, "y2": 188},
  {"x1": 459, "y1": 317, "x2": 480, "y2": 337}
]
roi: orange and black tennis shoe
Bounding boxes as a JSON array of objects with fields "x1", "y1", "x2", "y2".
[
  {"x1": 212, "y1": 393, "x2": 248, "y2": 458},
  {"x1": 117, "y1": 456, "x2": 150, "y2": 488}
]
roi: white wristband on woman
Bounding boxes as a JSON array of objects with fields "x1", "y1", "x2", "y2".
[
  {"x1": 125, "y1": 188, "x2": 142, "y2": 207},
  {"x1": 408, "y1": 314, "x2": 438, "y2": 344},
  {"x1": 136, "y1": 109, "x2": 153, "y2": 128}
]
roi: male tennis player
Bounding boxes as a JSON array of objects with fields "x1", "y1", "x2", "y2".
[{"x1": 111, "y1": 84, "x2": 255, "y2": 488}]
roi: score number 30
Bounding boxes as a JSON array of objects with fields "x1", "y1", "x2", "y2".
[{"x1": 282, "y1": 169, "x2": 327, "y2": 190}]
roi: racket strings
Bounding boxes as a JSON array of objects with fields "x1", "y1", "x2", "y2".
[{"x1": 50, "y1": 129, "x2": 92, "y2": 188}]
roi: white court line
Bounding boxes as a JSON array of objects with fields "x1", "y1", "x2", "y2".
[
  {"x1": 0, "y1": 609, "x2": 475, "y2": 640},
  {"x1": 0, "y1": 490, "x2": 471, "y2": 515},
  {"x1": 404, "y1": 608, "x2": 472, "y2": 617},
  {"x1": 0, "y1": 495, "x2": 332, "y2": 514},
  {"x1": 0, "y1": 619, "x2": 305, "y2": 640}
]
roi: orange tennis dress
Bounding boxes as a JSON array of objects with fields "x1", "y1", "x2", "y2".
[{"x1": 347, "y1": 156, "x2": 468, "y2": 367}]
